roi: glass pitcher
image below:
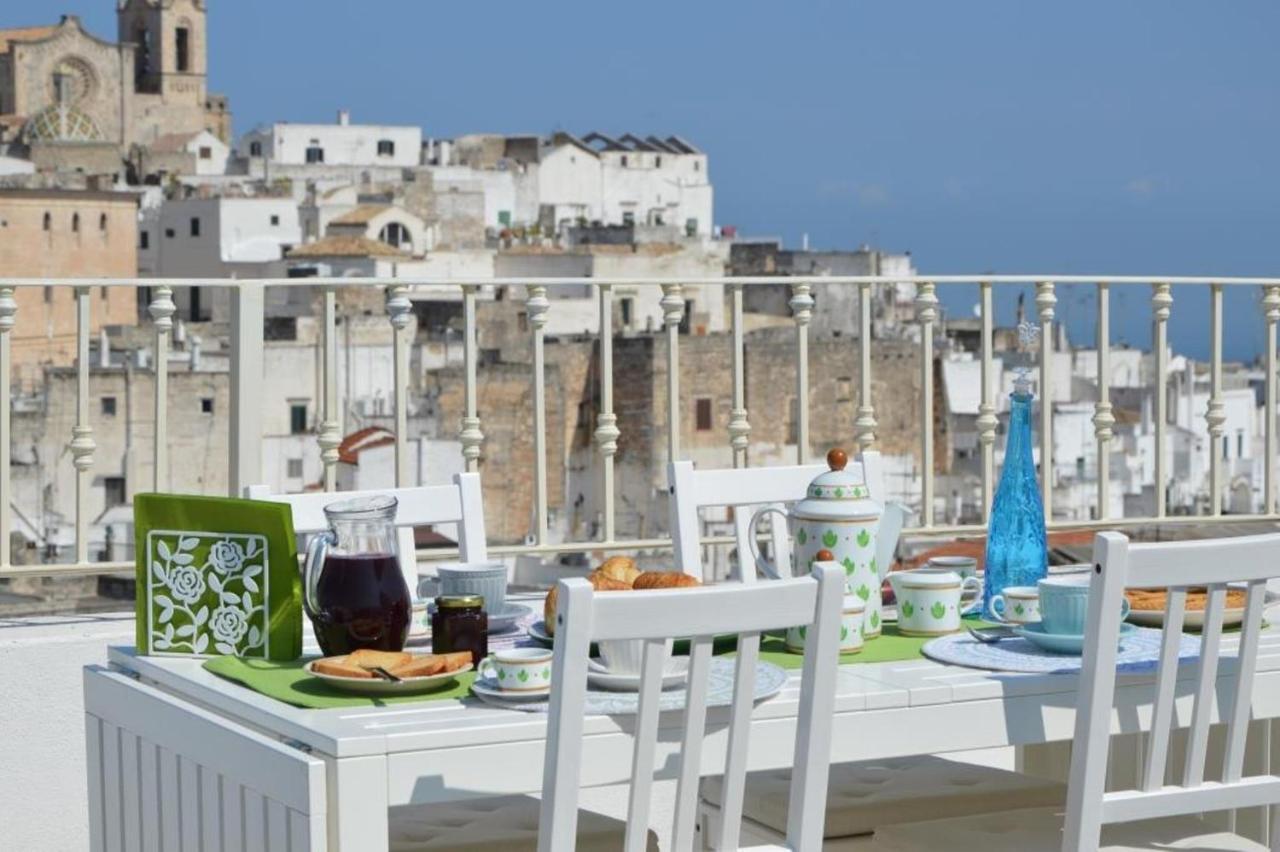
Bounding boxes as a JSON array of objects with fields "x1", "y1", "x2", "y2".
[{"x1": 303, "y1": 495, "x2": 411, "y2": 656}]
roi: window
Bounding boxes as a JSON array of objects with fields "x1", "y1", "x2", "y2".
[
  {"x1": 42, "y1": 212, "x2": 51, "y2": 231},
  {"x1": 1076, "y1": 456, "x2": 1085, "y2": 478},
  {"x1": 175, "y1": 27, "x2": 190, "y2": 72},
  {"x1": 620, "y1": 155, "x2": 628, "y2": 168},
  {"x1": 249, "y1": 140, "x2": 262, "y2": 157},
  {"x1": 104, "y1": 476, "x2": 127, "y2": 509},
  {"x1": 289, "y1": 403, "x2": 308, "y2": 434},
  {"x1": 695, "y1": 398, "x2": 713, "y2": 431},
  {"x1": 189, "y1": 217, "x2": 200, "y2": 237},
  {"x1": 100, "y1": 286, "x2": 108, "y2": 301},
  {"x1": 269, "y1": 214, "x2": 280, "y2": 226},
  {"x1": 286, "y1": 458, "x2": 304, "y2": 479},
  {"x1": 72, "y1": 213, "x2": 80, "y2": 233},
  {"x1": 43, "y1": 286, "x2": 52, "y2": 303},
  {"x1": 378, "y1": 221, "x2": 411, "y2": 249},
  {"x1": 655, "y1": 155, "x2": 662, "y2": 167},
  {"x1": 1224, "y1": 436, "x2": 1230, "y2": 461},
  {"x1": 200, "y1": 397, "x2": 214, "y2": 414},
  {"x1": 517, "y1": 312, "x2": 528, "y2": 333},
  {"x1": 694, "y1": 160, "x2": 701, "y2": 171},
  {"x1": 305, "y1": 146, "x2": 324, "y2": 164},
  {"x1": 99, "y1": 213, "x2": 108, "y2": 232},
  {"x1": 101, "y1": 396, "x2": 117, "y2": 417},
  {"x1": 198, "y1": 146, "x2": 212, "y2": 160},
  {"x1": 377, "y1": 139, "x2": 395, "y2": 157},
  {"x1": 622, "y1": 211, "x2": 635, "y2": 226},
  {"x1": 164, "y1": 228, "x2": 175, "y2": 238},
  {"x1": 620, "y1": 297, "x2": 633, "y2": 326},
  {"x1": 139, "y1": 231, "x2": 150, "y2": 250}
]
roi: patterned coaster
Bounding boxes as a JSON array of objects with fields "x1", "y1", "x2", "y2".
[{"x1": 921, "y1": 627, "x2": 1203, "y2": 674}]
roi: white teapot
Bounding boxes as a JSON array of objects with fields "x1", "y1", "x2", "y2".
[{"x1": 749, "y1": 449, "x2": 905, "y2": 639}]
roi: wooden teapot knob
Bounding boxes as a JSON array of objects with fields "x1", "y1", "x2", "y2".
[
  {"x1": 815, "y1": 549, "x2": 836, "y2": 562},
  {"x1": 826, "y1": 448, "x2": 848, "y2": 471}
]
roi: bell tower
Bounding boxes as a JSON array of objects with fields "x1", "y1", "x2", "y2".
[{"x1": 118, "y1": 0, "x2": 207, "y2": 95}]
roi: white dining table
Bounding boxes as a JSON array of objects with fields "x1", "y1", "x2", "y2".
[{"x1": 85, "y1": 624, "x2": 1280, "y2": 852}]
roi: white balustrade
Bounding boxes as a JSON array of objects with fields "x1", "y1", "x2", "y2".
[
  {"x1": 790, "y1": 282, "x2": 813, "y2": 463},
  {"x1": 148, "y1": 285, "x2": 175, "y2": 492},
  {"x1": 1036, "y1": 281, "x2": 1056, "y2": 515},
  {"x1": 727, "y1": 283, "x2": 750, "y2": 467},
  {"x1": 386, "y1": 284, "x2": 412, "y2": 488},
  {"x1": 915, "y1": 281, "x2": 938, "y2": 525},
  {"x1": 1093, "y1": 282, "x2": 1114, "y2": 517},
  {"x1": 527, "y1": 284, "x2": 550, "y2": 545},
  {"x1": 594, "y1": 284, "x2": 620, "y2": 541},
  {"x1": 0, "y1": 274, "x2": 1278, "y2": 581}
]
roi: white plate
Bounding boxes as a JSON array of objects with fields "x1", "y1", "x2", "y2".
[
  {"x1": 1124, "y1": 589, "x2": 1280, "y2": 629},
  {"x1": 586, "y1": 657, "x2": 690, "y2": 692},
  {"x1": 470, "y1": 676, "x2": 551, "y2": 702},
  {"x1": 305, "y1": 659, "x2": 473, "y2": 696},
  {"x1": 488, "y1": 602, "x2": 533, "y2": 634}
]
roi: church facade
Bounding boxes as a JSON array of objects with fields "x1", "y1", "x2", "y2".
[{"x1": 0, "y1": 0, "x2": 230, "y2": 176}]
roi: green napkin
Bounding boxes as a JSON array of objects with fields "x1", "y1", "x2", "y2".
[
  {"x1": 203, "y1": 656, "x2": 477, "y2": 709},
  {"x1": 756, "y1": 620, "x2": 997, "y2": 670}
]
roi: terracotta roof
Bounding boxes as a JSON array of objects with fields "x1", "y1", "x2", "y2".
[
  {"x1": 336, "y1": 426, "x2": 397, "y2": 464},
  {"x1": 0, "y1": 26, "x2": 57, "y2": 54},
  {"x1": 287, "y1": 235, "x2": 406, "y2": 259},
  {"x1": 330, "y1": 204, "x2": 390, "y2": 225}
]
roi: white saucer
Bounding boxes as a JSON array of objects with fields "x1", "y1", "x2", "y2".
[
  {"x1": 527, "y1": 619, "x2": 554, "y2": 646},
  {"x1": 587, "y1": 657, "x2": 690, "y2": 692},
  {"x1": 470, "y1": 676, "x2": 551, "y2": 702},
  {"x1": 305, "y1": 659, "x2": 472, "y2": 696}
]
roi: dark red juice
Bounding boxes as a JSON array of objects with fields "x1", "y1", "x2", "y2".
[{"x1": 311, "y1": 553, "x2": 410, "y2": 656}]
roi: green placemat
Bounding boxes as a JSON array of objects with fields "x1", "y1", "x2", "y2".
[
  {"x1": 757, "y1": 620, "x2": 997, "y2": 669},
  {"x1": 203, "y1": 656, "x2": 477, "y2": 709}
]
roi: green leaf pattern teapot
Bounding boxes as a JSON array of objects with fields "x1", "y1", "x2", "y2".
[{"x1": 749, "y1": 449, "x2": 887, "y2": 638}]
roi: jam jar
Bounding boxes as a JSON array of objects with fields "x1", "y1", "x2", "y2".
[{"x1": 432, "y1": 595, "x2": 488, "y2": 666}]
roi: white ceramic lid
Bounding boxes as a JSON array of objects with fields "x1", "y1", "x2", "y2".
[
  {"x1": 842, "y1": 594, "x2": 866, "y2": 612},
  {"x1": 894, "y1": 568, "x2": 964, "y2": 589},
  {"x1": 792, "y1": 449, "x2": 882, "y2": 522}
]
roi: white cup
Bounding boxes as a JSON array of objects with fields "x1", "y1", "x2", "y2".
[
  {"x1": 478, "y1": 647, "x2": 553, "y2": 692},
  {"x1": 598, "y1": 638, "x2": 672, "y2": 676},
  {"x1": 927, "y1": 555, "x2": 979, "y2": 582},
  {"x1": 988, "y1": 586, "x2": 1041, "y2": 624}
]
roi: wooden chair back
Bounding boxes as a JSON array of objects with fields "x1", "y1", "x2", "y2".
[
  {"x1": 244, "y1": 472, "x2": 489, "y2": 594},
  {"x1": 668, "y1": 451, "x2": 885, "y2": 582},
  {"x1": 539, "y1": 561, "x2": 844, "y2": 852},
  {"x1": 1063, "y1": 530, "x2": 1280, "y2": 851}
]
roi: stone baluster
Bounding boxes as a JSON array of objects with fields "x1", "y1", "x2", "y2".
[
  {"x1": 148, "y1": 285, "x2": 175, "y2": 491},
  {"x1": 594, "y1": 284, "x2": 620, "y2": 541},
  {"x1": 527, "y1": 285, "x2": 550, "y2": 544},
  {"x1": 790, "y1": 282, "x2": 813, "y2": 463},
  {"x1": 460, "y1": 284, "x2": 484, "y2": 471},
  {"x1": 660, "y1": 283, "x2": 684, "y2": 462},
  {"x1": 386, "y1": 284, "x2": 412, "y2": 487},
  {"x1": 1151, "y1": 283, "x2": 1173, "y2": 517},
  {"x1": 1036, "y1": 281, "x2": 1057, "y2": 515},
  {"x1": 915, "y1": 281, "x2": 939, "y2": 525}
]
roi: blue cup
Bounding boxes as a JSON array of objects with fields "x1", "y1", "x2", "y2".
[{"x1": 1037, "y1": 575, "x2": 1128, "y2": 635}]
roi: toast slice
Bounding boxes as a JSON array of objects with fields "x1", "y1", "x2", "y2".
[
  {"x1": 312, "y1": 657, "x2": 374, "y2": 679},
  {"x1": 390, "y1": 655, "x2": 446, "y2": 678},
  {"x1": 346, "y1": 649, "x2": 413, "y2": 671},
  {"x1": 438, "y1": 651, "x2": 474, "y2": 672}
]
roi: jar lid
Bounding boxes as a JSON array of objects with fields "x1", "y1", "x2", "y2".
[
  {"x1": 893, "y1": 569, "x2": 962, "y2": 589},
  {"x1": 792, "y1": 448, "x2": 881, "y2": 522},
  {"x1": 436, "y1": 594, "x2": 484, "y2": 609}
]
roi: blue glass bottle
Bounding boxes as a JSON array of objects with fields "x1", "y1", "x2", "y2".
[{"x1": 982, "y1": 379, "x2": 1048, "y2": 617}]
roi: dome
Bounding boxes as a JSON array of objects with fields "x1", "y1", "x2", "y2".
[{"x1": 24, "y1": 103, "x2": 104, "y2": 143}]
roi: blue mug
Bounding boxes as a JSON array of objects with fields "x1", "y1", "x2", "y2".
[{"x1": 1037, "y1": 575, "x2": 1128, "y2": 635}]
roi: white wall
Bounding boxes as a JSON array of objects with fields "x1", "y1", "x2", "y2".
[
  {"x1": 428, "y1": 165, "x2": 520, "y2": 229},
  {"x1": 240, "y1": 122, "x2": 422, "y2": 168},
  {"x1": 148, "y1": 197, "x2": 302, "y2": 277}
]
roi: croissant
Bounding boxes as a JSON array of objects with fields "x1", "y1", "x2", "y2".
[
  {"x1": 594, "y1": 556, "x2": 641, "y2": 586},
  {"x1": 543, "y1": 572, "x2": 632, "y2": 635},
  {"x1": 632, "y1": 571, "x2": 701, "y2": 590}
]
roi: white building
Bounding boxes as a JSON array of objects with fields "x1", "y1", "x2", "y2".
[
  {"x1": 139, "y1": 195, "x2": 302, "y2": 277},
  {"x1": 236, "y1": 111, "x2": 422, "y2": 170},
  {"x1": 145, "y1": 129, "x2": 230, "y2": 177}
]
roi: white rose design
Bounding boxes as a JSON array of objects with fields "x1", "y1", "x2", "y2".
[
  {"x1": 210, "y1": 605, "x2": 250, "y2": 645},
  {"x1": 166, "y1": 563, "x2": 205, "y2": 605},
  {"x1": 207, "y1": 539, "x2": 247, "y2": 576}
]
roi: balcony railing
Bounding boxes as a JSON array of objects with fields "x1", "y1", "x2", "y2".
[{"x1": 1, "y1": 275, "x2": 1278, "y2": 580}]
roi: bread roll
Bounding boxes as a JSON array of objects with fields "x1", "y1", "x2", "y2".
[
  {"x1": 632, "y1": 571, "x2": 701, "y2": 590},
  {"x1": 594, "y1": 556, "x2": 641, "y2": 586},
  {"x1": 313, "y1": 657, "x2": 374, "y2": 679},
  {"x1": 544, "y1": 572, "x2": 632, "y2": 635}
]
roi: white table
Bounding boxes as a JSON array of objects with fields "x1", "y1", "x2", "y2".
[{"x1": 85, "y1": 629, "x2": 1280, "y2": 851}]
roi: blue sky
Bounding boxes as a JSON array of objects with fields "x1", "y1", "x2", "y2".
[{"x1": 54, "y1": 0, "x2": 1280, "y2": 360}]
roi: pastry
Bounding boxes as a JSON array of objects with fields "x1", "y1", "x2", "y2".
[
  {"x1": 346, "y1": 649, "x2": 414, "y2": 671},
  {"x1": 544, "y1": 572, "x2": 632, "y2": 635},
  {"x1": 594, "y1": 556, "x2": 641, "y2": 586},
  {"x1": 1126, "y1": 587, "x2": 1247, "y2": 612},
  {"x1": 313, "y1": 657, "x2": 374, "y2": 679},
  {"x1": 632, "y1": 571, "x2": 701, "y2": 590}
]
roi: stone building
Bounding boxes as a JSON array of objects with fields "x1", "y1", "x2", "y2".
[
  {"x1": 0, "y1": 187, "x2": 139, "y2": 387},
  {"x1": 0, "y1": 2, "x2": 230, "y2": 176}
]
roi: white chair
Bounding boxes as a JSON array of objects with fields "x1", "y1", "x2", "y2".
[
  {"x1": 244, "y1": 472, "x2": 489, "y2": 596},
  {"x1": 874, "y1": 530, "x2": 1280, "y2": 852},
  {"x1": 670, "y1": 455, "x2": 1064, "y2": 848},
  {"x1": 391, "y1": 562, "x2": 846, "y2": 851}
]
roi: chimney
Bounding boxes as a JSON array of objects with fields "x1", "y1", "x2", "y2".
[{"x1": 337, "y1": 109, "x2": 350, "y2": 126}]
